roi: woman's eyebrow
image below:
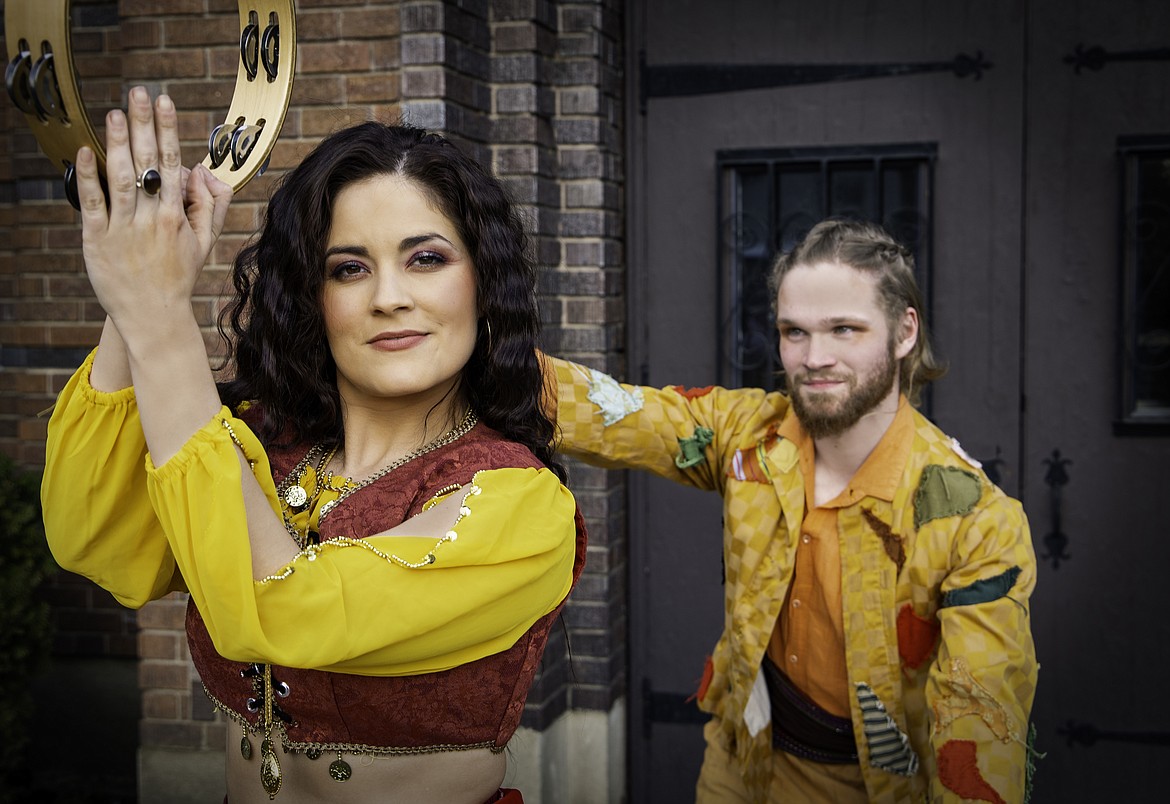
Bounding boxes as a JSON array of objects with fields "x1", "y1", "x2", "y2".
[
  {"x1": 323, "y1": 233, "x2": 456, "y2": 259},
  {"x1": 323, "y1": 244, "x2": 371, "y2": 259},
  {"x1": 400, "y1": 233, "x2": 454, "y2": 251}
]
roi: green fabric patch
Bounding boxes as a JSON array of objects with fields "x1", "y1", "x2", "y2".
[
  {"x1": 913, "y1": 464, "x2": 982, "y2": 529},
  {"x1": 675, "y1": 426, "x2": 715, "y2": 469},
  {"x1": 941, "y1": 566, "x2": 1022, "y2": 609}
]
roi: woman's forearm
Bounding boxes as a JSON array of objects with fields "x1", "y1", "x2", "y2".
[
  {"x1": 90, "y1": 316, "x2": 133, "y2": 392},
  {"x1": 120, "y1": 310, "x2": 222, "y2": 467},
  {"x1": 116, "y1": 311, "x2": 300, "y2": 580}
]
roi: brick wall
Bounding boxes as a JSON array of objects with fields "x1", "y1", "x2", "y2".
[
  {"x1": 1, "y1": 0, "x2": 627, "y2": 784},
  {"x1": 545, "y1": 0, "x2": 627, "y2": 713},
  {"x1": 2, "y1": 0, "x2": 138, "y2": 665}
]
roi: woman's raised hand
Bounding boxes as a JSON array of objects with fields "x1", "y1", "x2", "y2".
[{"x1": 76, "y1": 86, "x2": 233, "y2": 342}]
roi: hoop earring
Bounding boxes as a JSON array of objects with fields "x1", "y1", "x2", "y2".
[{"x1": 482, "y1": 318, "x2": 493, "y2": 358}]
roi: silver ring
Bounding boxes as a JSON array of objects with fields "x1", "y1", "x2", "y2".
[{"x1": 136, "y1": 167, "x2": 161, "y2": 196}]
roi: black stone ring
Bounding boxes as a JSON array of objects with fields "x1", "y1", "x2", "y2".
[{"x1": 136, "y1": 168, "x2": 162, "y2": 196}]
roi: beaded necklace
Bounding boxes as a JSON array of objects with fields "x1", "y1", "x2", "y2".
[{"x1": 274, "y1": 409, "x2": 478, "y2": 549}]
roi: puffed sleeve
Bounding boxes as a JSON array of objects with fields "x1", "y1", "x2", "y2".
[
  {"x1": 928, "y1": 498, "x2": 1039, "y2": 803},
  {"x1": 146, "y1": 409, "x2": 578, "y2": 675},
  {"x1": 549, "y1": 355, "x2": 789, "y2": 492},
  {"x1": 41, "y1": 349, "x2": 183, "y2": 607}
]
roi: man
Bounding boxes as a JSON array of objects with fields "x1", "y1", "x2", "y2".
[{"x1": 544, "y1": 220, "x2": 1038, "y2": 803}]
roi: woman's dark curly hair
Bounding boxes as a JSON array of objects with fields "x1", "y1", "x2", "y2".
[{"x1": 217, "y1": 122, "x2": 563, "y2": 479}]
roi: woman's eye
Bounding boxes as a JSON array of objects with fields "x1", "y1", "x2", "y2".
[
  {"x1": 411, "y1": 251, "x2": 447, "y2": 269},
  {"x1": 330, "y1": 261, "x2": 366, "y2": 279}
]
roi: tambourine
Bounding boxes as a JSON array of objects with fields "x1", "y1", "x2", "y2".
[{"x1": 4, "y1": 0, "x2": 296, "y2": 209}]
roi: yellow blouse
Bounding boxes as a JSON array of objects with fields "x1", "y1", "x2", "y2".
[{"x1": 42, "y1": 350, "x2": 577, "y2": 676}]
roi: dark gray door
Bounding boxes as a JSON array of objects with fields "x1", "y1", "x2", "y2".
[
  {"x1": 627, "y1": 1, "x2": 1029, "y2": 800},
  {"x1": 1022, "y1": 2, "x2": 1170, "y2": 800},
  {"x1": 629, "y1": 1, "x2": 1168, "y2": 801}
]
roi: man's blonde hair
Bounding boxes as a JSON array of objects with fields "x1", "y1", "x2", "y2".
[{"x1": 769, "y1": 219, "x2": 947, "y2": 404}]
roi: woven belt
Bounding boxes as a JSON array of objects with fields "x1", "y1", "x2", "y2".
[{"x1": 762, "y1": 656, "x2": 859, "y2": 764}]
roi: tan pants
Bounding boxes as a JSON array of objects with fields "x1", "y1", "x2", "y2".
[{"x1": 694, "y1": 719, "x2": 867, "y2": 803}]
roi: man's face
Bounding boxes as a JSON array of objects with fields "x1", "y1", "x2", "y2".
[{"x1": 775, "y1": 261, "x2": 913, "y2": 439}]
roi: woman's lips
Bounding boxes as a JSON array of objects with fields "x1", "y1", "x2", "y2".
[{"x1": 369, "y1": 332, "x2": 427, "y2": 351}]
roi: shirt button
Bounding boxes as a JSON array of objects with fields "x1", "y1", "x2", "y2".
[
  {"x1": 791, "y1": 599, "x2": 801, "y2": 608},
  {"x1": 801, "y1": 533, "x2": 811, "y2": 544},
  {"x1": 789, "y1": 654, "x2": 798, "y2": 664}
]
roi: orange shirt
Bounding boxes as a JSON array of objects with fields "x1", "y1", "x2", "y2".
[{"x1": 766, "y1": 399, "x2": 914, "y2": 717}]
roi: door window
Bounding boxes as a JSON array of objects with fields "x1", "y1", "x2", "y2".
[
  {"x1": 1118, "y1": 137, "x2": 1170, "y2": 430},
  {"x1": 717, "y1": 145, "x2": 936, "y2": 390}
]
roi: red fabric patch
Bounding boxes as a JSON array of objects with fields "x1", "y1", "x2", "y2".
[
  {"x1": 672, "y1": 384, "x2": 715, "y2": 399},
  {"x1": 937, "y1": 740, "x2": 1006, "y2": 804},
  {"x1": 897, "y1": 603, "x2": 940, "y2": 669},
  {"x1": 688, "y1": 654, "x2": 715, "y2": 703}
]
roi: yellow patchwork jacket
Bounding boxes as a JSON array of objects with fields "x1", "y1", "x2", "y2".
[{"x1": 550, "y1": 356, "x2": 1038, "y2": 803}]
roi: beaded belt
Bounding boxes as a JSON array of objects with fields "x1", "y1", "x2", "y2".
[{"x1": 762, "y1": 656, "x2": 859, "y2": 764}]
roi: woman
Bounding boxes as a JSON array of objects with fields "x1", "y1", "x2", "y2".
[{"x1": 41, "y1": 87, "x2": 585, "y2": 804}]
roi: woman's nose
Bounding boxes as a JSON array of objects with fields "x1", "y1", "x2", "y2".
[{"x1": 370, "y1": 268, "x2": 413, "y2": 313}]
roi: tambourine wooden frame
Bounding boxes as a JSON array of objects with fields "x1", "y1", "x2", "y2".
[{"x1": 4, "y1": 0, "x2": 296, "y2": 201}]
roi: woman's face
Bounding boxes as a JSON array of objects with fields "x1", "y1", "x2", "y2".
[{"x1": 321, "y1": 175, "x2": 478, "y2": 413}]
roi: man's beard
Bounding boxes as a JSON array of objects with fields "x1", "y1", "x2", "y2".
[{"x1": 787, "y1": 347, "x2": 898, "y2": 439}]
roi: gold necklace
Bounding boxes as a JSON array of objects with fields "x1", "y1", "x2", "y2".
[
  {"x1": 274, "y1": 409, "x2": 478, "y2": 548},
  {"x1": 275, "y1": 445, "x2": 335, "y2": 549},
  {"x1": 319, "y1": 409, "x2": 478, "y2": 519},
  {"x1": 282, "y1": 444, "x2": 338, "y2": 511}
]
